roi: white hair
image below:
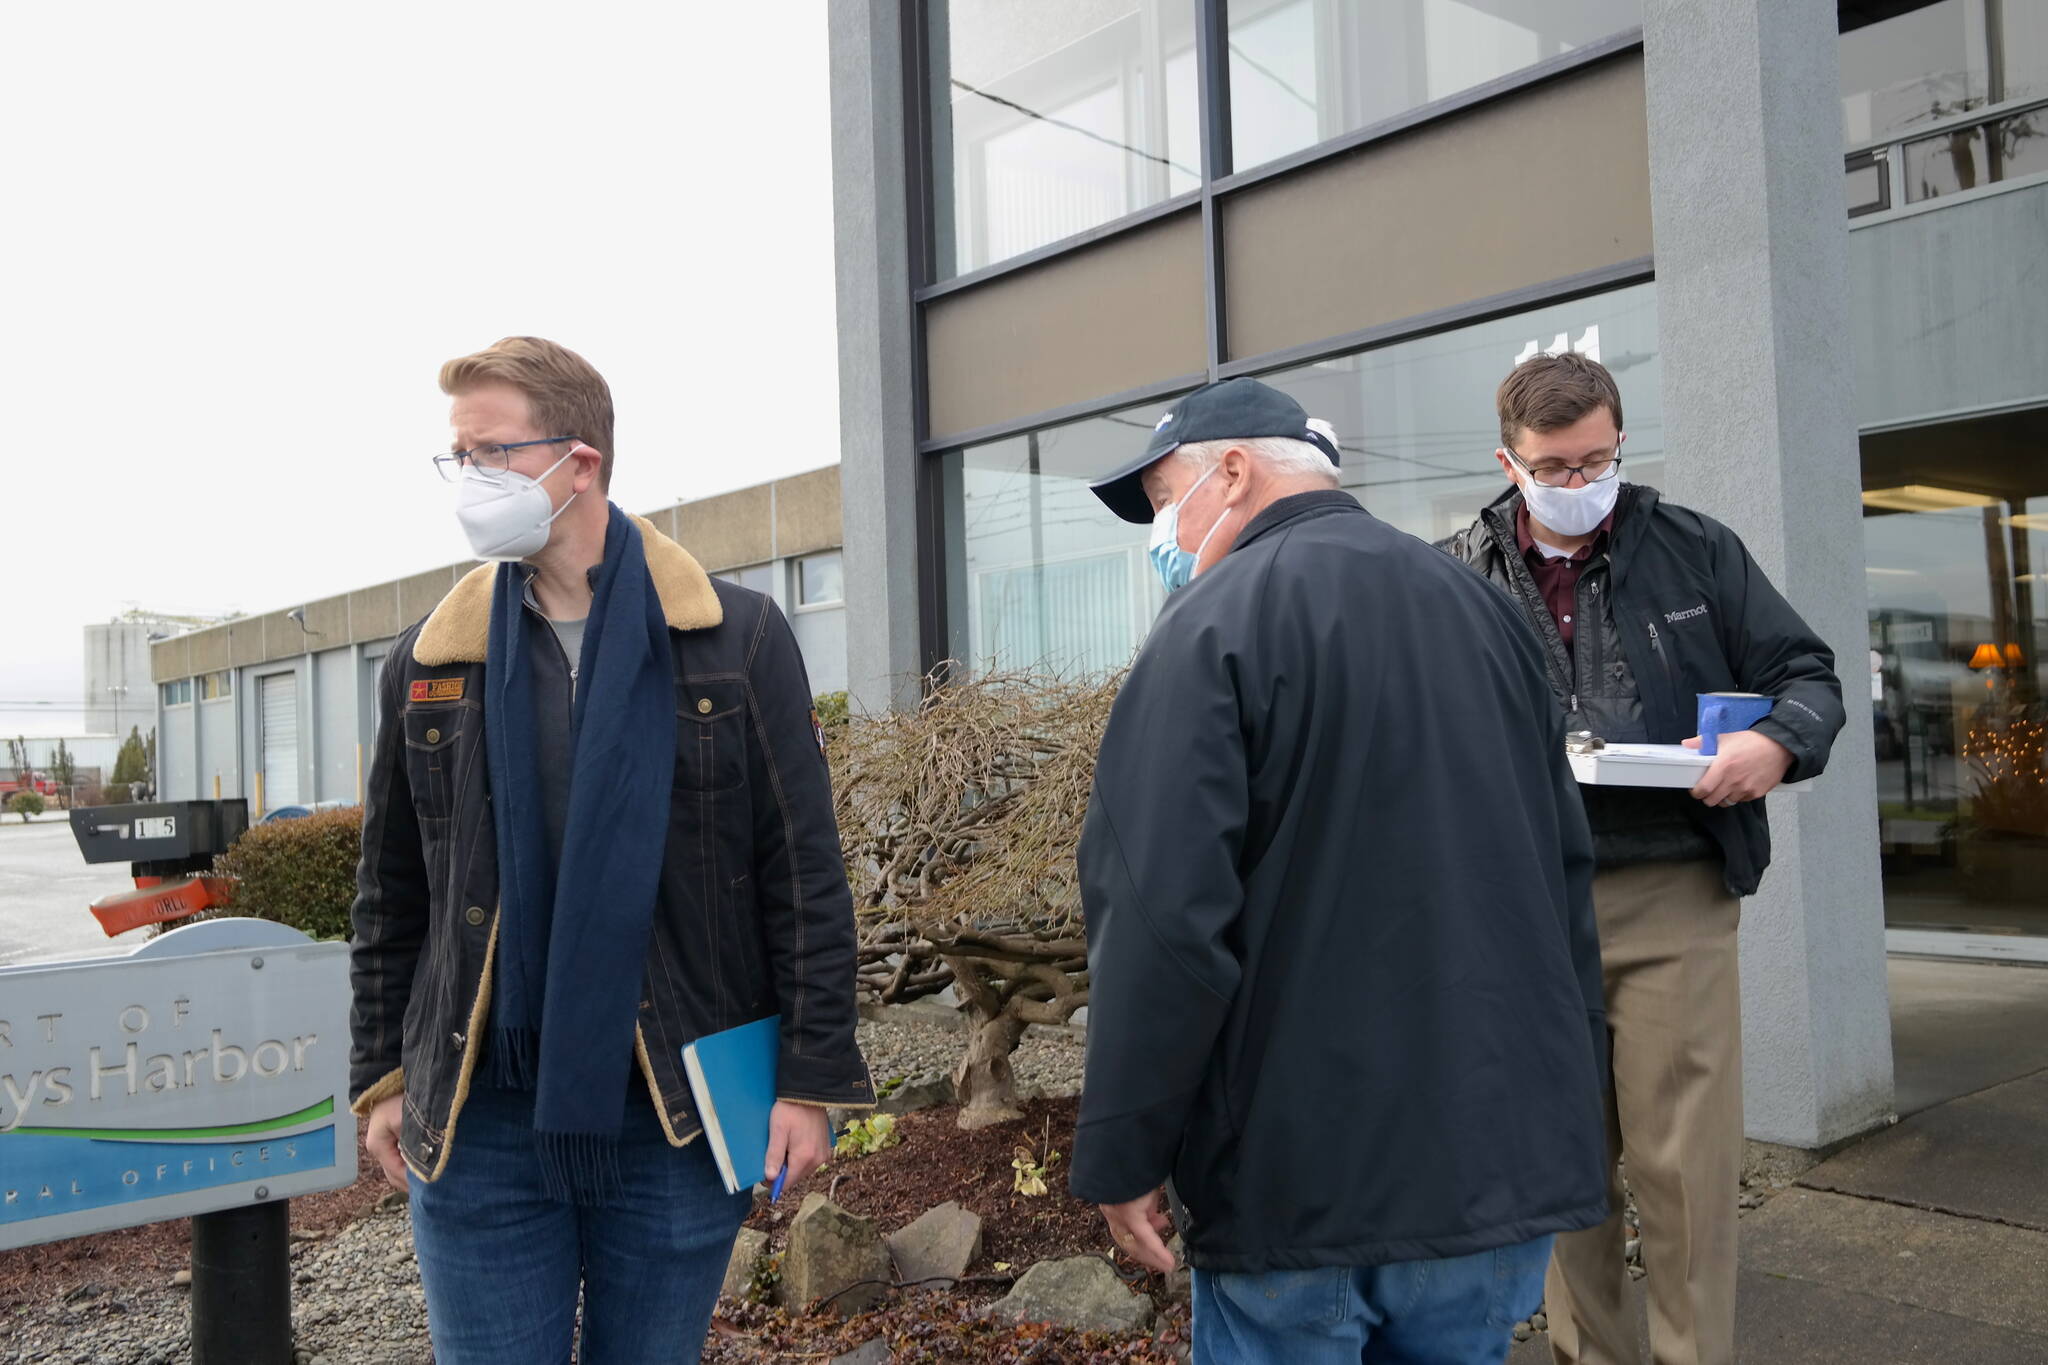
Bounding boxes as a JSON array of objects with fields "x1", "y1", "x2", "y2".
[{"x1": 1174, "y1": 418, "x2": 1341, "y2": 483}]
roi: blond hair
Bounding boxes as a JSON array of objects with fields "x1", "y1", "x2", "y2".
[{"x1": 440, "y1": 337, "x2": 617, "y2": 488}]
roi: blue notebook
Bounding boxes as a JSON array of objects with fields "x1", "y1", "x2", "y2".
[{"x1": 680, "y1": 1015, "x2": 780, "y2": 1194}]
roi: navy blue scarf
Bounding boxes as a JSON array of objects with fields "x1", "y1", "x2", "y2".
[{"x1": 485, "y1": 502, "x2": 675, "y2": 1204}]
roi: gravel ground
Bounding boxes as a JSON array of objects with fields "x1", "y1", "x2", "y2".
[
  {"x1": 855, "y1": 1008, "x2": 1086, "y2": 1103},
  {"x1": 3, "y1": 1201, "x2": 429, "y2": 1365}
]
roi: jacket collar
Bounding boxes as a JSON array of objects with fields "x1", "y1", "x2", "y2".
[
  {"x1": 1233, "y1": 489, "x2": 1364, "y2": 552},
  {"x1": 413, "y1": 511, "x2": 722, "y2": 666}
]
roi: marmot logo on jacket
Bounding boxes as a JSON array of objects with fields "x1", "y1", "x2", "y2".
[{"x1": 1665, "y1": 604, "x2": 1709, "y2": 624}]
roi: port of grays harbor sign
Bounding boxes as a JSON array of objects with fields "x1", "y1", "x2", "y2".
[{"x1": 0, "y1": 920, "x2": 355, "y2": 1250}]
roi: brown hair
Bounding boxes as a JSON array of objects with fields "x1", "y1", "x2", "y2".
[
  {"x1": 1495, "y1": 351, "x2": 1624, "y2": 449},
  {"x1": 440, "y1": 337, "x2": 616, "y2": 488}
]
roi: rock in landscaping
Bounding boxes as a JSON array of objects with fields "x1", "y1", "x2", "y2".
[
  {"x1": 721, "y1": 1226, "x2": 771, "y2": 1302},
  {"x1": 990, "y1": 1256, "x2": 1155, "y2": 1335},
  {"x1": 886, "y1": 1201, "x2": 983, "y2": 1286},
  {"x1": 1164, "y1": 1234, "x2": 1191, "y2": 1303},
  {"x1": 171, "y1": 1269, "x2": 192, "y2": 1289},
  {"x1": 830, "y1": 1342, "x2": 894, "y2": 1365},
  {"x1": 876, "y1": 1072, "x2": 955, "y2": 1117},
  {"x1": 779, "y1": 1195, "x2": 891, "y2": 1317}
]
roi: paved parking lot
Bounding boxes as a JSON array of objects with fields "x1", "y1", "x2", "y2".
[{"x1": 0, "y1": 815, "x2": 141, "y2": 966}]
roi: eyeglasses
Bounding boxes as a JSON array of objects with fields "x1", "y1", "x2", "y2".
[
  {"x1": 1503, "y1": 444, "x2": 1622, "y2": 488},
  {"x1": 432, "y1": 437, "x2": 580, "y2": 482}
]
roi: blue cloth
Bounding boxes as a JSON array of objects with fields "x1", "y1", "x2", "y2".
[
  {"x1": 485, "y1": 501, "x2": 676, "y2": 1204},
  {"x1": 410, "y1": 1084, "x2": 749, "y2": 1363},
  {"x1": 1190, "y1": 1235, "x2": 1553, "y2": 1365}
]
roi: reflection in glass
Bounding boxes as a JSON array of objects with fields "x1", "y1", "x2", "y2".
[
  {"x1": 1846, "y1": 149, "x2": 1891, "y2": 215},
  {"x1": 1862, "y1": 405, "x2": 2048, "y2": 940},
  {"x1": 799, "y1": 551, "x2": 845, "y2": 607},
  {"x1": 931, "y1": 0, "x2": 1198, "y2": 278},
  {"x1": 1254, "y1": 283, "x2": 1662, "y2": 547},
  {"x1": 1226, "y1": 0, "x2": 1642, "y2": 172},
  {"x1": 1903, "y1": 110, "x2": 2048, "y2": 200},
  {"x1": 941, "y1": 402, "x2": 1172, "y2": 676},
  {"x1": 1841, "y1": 0, "x2": 1984, "y2": 144}
]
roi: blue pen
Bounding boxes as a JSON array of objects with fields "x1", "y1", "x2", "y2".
[{"x1": 771, "y1": 1164, "x2": 788, "y2": 1201}]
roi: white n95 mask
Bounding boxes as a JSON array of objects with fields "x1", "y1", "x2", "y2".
[{"x1": 454, "y1": 445, "x2": 582, "y2": 560}]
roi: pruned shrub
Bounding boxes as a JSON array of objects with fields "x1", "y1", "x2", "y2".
[{"x1": 213, "y1": 806, "x2": 363, "y2": 941}]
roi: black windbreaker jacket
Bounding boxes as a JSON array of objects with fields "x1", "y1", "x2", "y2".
[
  {"x1": 1069, "y1": 492, "x2": 1609, "y2": 1272},
  {"x1": 1440, "y1": 484, "x2": 1846, "y2": 896}
]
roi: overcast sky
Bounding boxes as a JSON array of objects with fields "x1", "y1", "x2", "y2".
[{"x1": 1, "y1": 3, "x2": 840, "y2": 735}]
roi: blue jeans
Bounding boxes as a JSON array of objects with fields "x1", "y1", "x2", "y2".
[
  {"x1": 410, "y1": 1083, "x2": 751, "y2": 1364},
  {"x1": 1191, "y1": 1235, "x2": 1553, "y2": 1365}
]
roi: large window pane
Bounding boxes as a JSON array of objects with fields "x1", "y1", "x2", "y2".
[
  {"x1": 1255, "y1": 282, "x2": 1661, "y2": 547},
  {"x1": 940, "y1": 401, "x2": 1172, "y2": 674},
  {"x1": 1227, "y1": 0, "x2": 1641, "y2": 173},
  {"x1": 1841, "y1": 0, "x2": 1987, "y2": 144},
  {"x1": 932, "y1": 0, "x2": 1198, "y2": 279},
  {"x1": 1862, "y1": 406, "x2": 2048, "y2": 940}
]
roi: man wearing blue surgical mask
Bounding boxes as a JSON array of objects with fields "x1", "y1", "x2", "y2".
[
  {"x1": 349, "y1": 336, "x2": 872, "y2": 1362},
  {"x1": 1441, "y1": 353, "x2": 1844, "y2": 1365},
  {"x1": 1072, "y1": 377, "x2": 1611, "y2": 1363}
]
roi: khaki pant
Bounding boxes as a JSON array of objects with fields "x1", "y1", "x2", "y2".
[{"x1": 1547, "y1": 859, "x2": 1742, "y2": 1365}]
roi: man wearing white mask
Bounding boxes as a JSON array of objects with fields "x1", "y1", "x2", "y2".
[
  {"x1": 1073, "y1": 377, "x2": 1611, "y2": 1362},
  {"x1": 1441, "y1": 353, "x2": 1844, "y2": 1365},
  {"x1": 348, "y1": 336, "x2": 872, "y2": 1362}
]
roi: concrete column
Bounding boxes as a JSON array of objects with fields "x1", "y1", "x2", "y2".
[
  {"x1": 829, "y1": 0, "x2": 923, "y2": 714},
  {"x1": 1644, "y1": 0, "x2": 1895, "y2": 1147}
]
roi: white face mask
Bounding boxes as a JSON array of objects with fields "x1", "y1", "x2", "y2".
[
  {"x1": 454, "y1": 445, "x2": 582, "y2": 560},
  {"x1": 1517, "y1": 466, "x2": 1622, "y2": 537}
]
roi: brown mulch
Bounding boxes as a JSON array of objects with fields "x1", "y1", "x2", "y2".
[
  {"x1": 745, "y1": 1096, "x2": 1109, "y2": 1273},
  {"x1": 721, "y1": 1096, "x2": 1191, "y2": 1361},
  {"x1": 0, "y1": 1138, "x2": 390, "y2": 1311}
]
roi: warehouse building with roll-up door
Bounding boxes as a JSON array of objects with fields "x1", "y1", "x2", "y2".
[{"x1": 148, "y1": 468, "x2": 847, "y2": 816}]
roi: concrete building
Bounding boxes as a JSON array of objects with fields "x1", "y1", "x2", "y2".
[
  {"x1": 830, "y1": 0, "x2": 2048, "y2": 1148},
  {"x1": 148, "y1": 468, "x2": 846, "y2": 812},
  {"x1": 83, "y1": 613, "x2": 206, "y2": 738}
]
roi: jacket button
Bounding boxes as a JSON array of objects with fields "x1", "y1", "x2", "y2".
[
  {"x1": 696, "y1": 698, "x2": 713, "y2": 714},
  {"x1": 425, "y1": 727, "x2": 441, "y2": 744},
  {"x1": 464, "y1": 906, "x2": 486, "y2": 926}
]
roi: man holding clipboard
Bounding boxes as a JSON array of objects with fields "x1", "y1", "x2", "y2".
[{"x1": 1440, "y1": 353, "x2": 1845, "y2": 1365}]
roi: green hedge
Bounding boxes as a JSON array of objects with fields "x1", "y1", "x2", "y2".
[
  {"x1": 213, "y1": 806, "x2": 362, "y2": 941},
  {"x1": 7, "y1": 791, "x2": 44, "y2": 821}
]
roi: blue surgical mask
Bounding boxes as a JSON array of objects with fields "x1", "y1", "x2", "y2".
[{"x1": 1147, "y1": 465, "x2": 1236, "y2": 593}]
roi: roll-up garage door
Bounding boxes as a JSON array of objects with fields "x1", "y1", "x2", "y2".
[{"x1": 259, "y1": 673, "x2": 301, "y2": 809}]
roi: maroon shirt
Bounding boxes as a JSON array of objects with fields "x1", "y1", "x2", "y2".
[{"x1": 1515, "y1": 504, "x2": 1614, "y2": 651}]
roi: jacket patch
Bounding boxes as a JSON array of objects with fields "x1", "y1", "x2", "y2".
[{"x1": 410, "y1": 678, "x2": 466, "y2": 702}]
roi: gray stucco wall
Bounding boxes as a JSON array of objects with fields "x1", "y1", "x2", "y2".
[{"x1": 314, "y1": 648, "x2": 358, "y2": 804}]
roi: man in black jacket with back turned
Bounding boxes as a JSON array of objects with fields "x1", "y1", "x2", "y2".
[
  {"x1": 1440, "y1": 353, "x2": 1844, "y2": 1365},
  {"x1": 1071, "y1": 377, "x2": 1609, "y2": 1364}
]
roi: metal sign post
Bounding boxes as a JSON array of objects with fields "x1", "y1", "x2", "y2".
[{"x1": 0, "y1": 918, "x2": 355, "y2": 1363}]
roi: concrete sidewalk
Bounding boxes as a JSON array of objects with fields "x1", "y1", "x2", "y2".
[{"x1": 1511, "y1": 957, "x2": 2048, "y2": 1362}]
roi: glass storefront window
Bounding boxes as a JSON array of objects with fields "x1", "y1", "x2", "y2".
[
  {"x1": 930, "y1": 0, "x2": 1199, "y2": 279},
  {"x1": 937, "y1": 283, "x2": 1659, "y2": 676},
  {"x1": 940, "y1": 399, "x2": 1173, "y2": 675},
  {"x1": 1862, "y1": 407, "x2": 2048, "y2": 940},
  {"x1": 1227, "y1": 0, "x2": 1642, "y2": 173},
  {"x1": 1255, "y1": 282, "x2": 1661, "y2": 547}
]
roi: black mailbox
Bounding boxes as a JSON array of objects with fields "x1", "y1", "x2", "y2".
[{"x1": 70, "y1": 800, "x2": 250, "y2": 876}]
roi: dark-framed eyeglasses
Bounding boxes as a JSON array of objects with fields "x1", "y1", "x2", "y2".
[
  {"x1": 1503, "y1": 445, "x2": 1623, "y2": 488},
  {"x1": 432, "y1": 436, "x2": 581, "y2": 482}
]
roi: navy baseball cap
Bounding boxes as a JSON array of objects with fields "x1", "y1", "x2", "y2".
[{"x1": 1087, "y1": 377, "x2": 1341, "y2": 523}]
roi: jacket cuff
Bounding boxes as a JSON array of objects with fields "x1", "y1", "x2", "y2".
[
  {"x1": 350, "y1": 1067, "x2": 404, "y2": 1117},
  {"x1": 1750, "y1": 715, "x2": 1816, "y2": 783},
  {"x1": 777, "y1": 1048, "x2": 876, "y2": 1108}
]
